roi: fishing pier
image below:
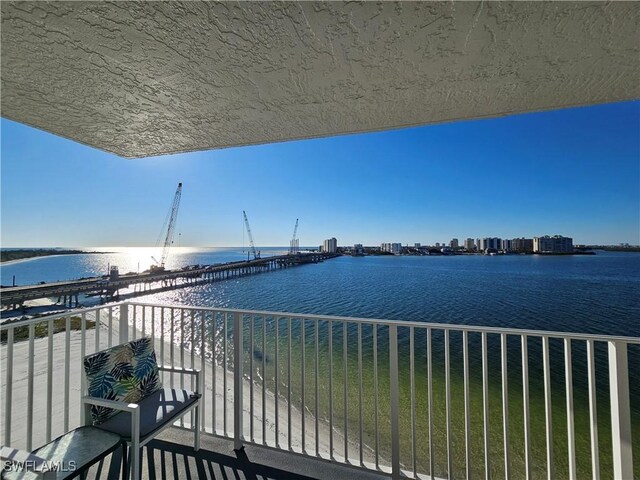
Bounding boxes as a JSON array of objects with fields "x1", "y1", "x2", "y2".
[{"x1": 1, "y1": 252, "x2": 338, "y2": 310}]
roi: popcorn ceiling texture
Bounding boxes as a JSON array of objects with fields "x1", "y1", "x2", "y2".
[{"x1": 2, "y1": 1, "x2": 639, "y2": 158}]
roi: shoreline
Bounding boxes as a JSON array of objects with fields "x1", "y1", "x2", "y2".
[
  {"x1": 1, "y1": 254, "x2": 77, "y2": 266},
  {"x1": 2, "y1": 306, "x2": 636, "y2": 478},
  {"x1": 1, "y1": 250, "x2": 108, "y2": 265},
  {"x1": 0, "y1": 311, "x2": 378, "y2": 469}
]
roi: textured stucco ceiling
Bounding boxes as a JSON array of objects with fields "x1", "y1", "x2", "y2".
[{"x1": 2, "y1": 1, "x2": 639, "y2": 158}]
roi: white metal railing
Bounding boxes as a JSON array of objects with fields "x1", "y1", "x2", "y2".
[{"x1": 1, "y1": 301, "x2": 637, "y2": 479}]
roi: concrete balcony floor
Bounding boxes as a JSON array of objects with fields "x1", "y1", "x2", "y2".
[{"x1": 87, "y1": 426, "x2": 386, "y2": 480}]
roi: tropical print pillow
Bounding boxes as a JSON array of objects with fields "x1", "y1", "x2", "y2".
[{"x1": 84, "y1": 337, "x2": 161, "y2": 424}]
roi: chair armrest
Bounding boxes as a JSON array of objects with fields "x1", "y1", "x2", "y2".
[
  {"x1": 158, "y1": 365, "x2": 199, "y2": 375},
  {"x1": 81, "y1": 396, "x2": 141, "y2": 447},
  {"x1": 158, "y1": 365, "x2": 202, "y2": 394},
  {"x1": 1, "y1": 446, "x2": 55, "y2": 479},
  {"x1": 81, "y1": 396, "x2": 139, "y2": 412}
]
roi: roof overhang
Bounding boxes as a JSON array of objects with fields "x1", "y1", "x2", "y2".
[{"x1": 2, "y1": 1, "x2": 639, "y2": 158}]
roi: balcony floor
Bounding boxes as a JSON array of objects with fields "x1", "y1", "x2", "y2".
[{"x1": 87, "y1": 427, "x2": 387, "y2": 480}]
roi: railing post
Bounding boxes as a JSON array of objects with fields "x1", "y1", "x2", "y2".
[
  {"x1": 389, "y1": 324, "x2": 400, "y2": 480},
  {"x1": 233, "y1": 312, "x2": 244, "y2": 450},
  {"x1": 4, "y1": 328, "x2": 14, "y2": 446},
  {"x1": 119, "y1": 302, "x2": 129, "y2": 344},
  {"x1": 608, "y1": 341, "x2": 633, "y2": 479}
]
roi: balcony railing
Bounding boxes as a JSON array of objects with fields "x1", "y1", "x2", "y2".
[{"x1": 1, "y1": 301, "x2": 637, "y2": 479}]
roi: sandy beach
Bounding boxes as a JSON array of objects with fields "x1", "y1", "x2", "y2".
[
  {"x1": 0, "y1": 253, "x2": 85, "y2": 266},
  {"x1": 0, "y1": 309, "x2": 379, "y2": 469}
]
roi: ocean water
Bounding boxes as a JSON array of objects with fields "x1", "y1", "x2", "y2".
[
  {"x1": 3, "y1": 248, "x2": 638, "y2": 335},
  {"x1": 2, "y1": 248, "x2": 639, "y2": 477}
]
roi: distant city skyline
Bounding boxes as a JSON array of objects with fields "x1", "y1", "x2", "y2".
[{"x1": 1, "y1": 101, "x2": 639, "y2": 247}]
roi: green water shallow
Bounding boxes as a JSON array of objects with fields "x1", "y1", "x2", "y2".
[
  {"x1": 233, "y1": 317, "x2": 638, "y2": 480},
  {"x1": 136, "y1": 252, "x2": 640, "y2": 479}
]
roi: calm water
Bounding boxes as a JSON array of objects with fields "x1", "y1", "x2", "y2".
[
  {"x1": 2, "y1": 248, "x2": 639, "y2": 336},
  {"x1": 3, "y1": 248, "x2": 639, "y2": 477}
]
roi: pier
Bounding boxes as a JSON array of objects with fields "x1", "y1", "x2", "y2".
[{"x1": 0, "y1": 252, "x2": 338, "y2": 310}]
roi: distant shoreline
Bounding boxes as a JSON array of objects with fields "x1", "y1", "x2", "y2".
[{"x1": 0, "y1": 249, "x2": 107, "y2": 264}]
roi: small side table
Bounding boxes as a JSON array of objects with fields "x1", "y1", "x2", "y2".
[{"x1": 2, "y1": 426, "x2": 122, "y2": 480}]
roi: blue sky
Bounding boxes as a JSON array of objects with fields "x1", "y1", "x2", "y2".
[{"x1": 1, "y1": 101, "x2": 639, "y2": 247}]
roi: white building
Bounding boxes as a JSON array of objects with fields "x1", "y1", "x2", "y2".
[
  {"x1": 533, "y1": 235, "x2": 573, "y2": 253},
  {"x1": 323, "y1": 237, "x2": 337, "y2": 253},
  {"x1": 478, "y1": 237, "x2": 501, "y2": 252},
  {"x1": 464, "y1": 238, "x2": 475, "y2": 251},
  {"x1": 381, "y1": 242, "x2": 402, "y2": 255},
  {"x1": 512, "y1": 238, "x2": 534, "y2": 253}
]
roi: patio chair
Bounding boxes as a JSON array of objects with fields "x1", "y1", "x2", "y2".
[{"x1": 81, "y1": 337, "x2": 201, "y2": 480}]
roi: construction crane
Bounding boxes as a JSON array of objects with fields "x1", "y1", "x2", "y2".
[
  {"x1": 151, "y1": 182, "x2": 182, "y2": 272},
  {"x1": 289, "y1": 218, "x2": 299, "y2": 255},
  {"x1": 242, "y1": 210, "x2": 259, "y2": 260}
]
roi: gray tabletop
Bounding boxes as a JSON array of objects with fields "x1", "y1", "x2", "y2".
[{"x1": 3, "y1": 427, "x2": 121, "y2": 480}]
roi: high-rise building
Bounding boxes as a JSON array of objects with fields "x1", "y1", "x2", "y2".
[
  {"x1": 381, "y1": 242, "x2": 402, "y2": 255},
  {"x1": 478, "y1": 237, "x2": 501, "y2": 252},
  {"x1": 533, "y1": 235, "x2": 573, "y2": 253},
  {"x1": 450, "y1": 238, "x2": 459, "y2": 248},
  {"x1": 511, "y1": 238, "x2": 533, "y2": 253},
  {"x1": 323, "y1": 237, "x2": 337, "y2": 253},
  {"x1": 464, "y1": 238, "x2": 475, "y2": 251},
  {"x1": 414, "y1": 243, "x2": 421, "y2": 248}
]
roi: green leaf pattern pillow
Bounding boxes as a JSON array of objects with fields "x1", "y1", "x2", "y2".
[{"x1": 84, "y1": 337, "x2": 161, "y2": 424}]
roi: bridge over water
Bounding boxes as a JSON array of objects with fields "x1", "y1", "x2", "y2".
[{"x1": 0, "y1": 252, "x2": 339, "y2": 310}]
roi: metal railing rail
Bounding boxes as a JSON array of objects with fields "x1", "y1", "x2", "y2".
[{"x1": 1, "y1": 301, "x2": 637, "y2": 480}]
